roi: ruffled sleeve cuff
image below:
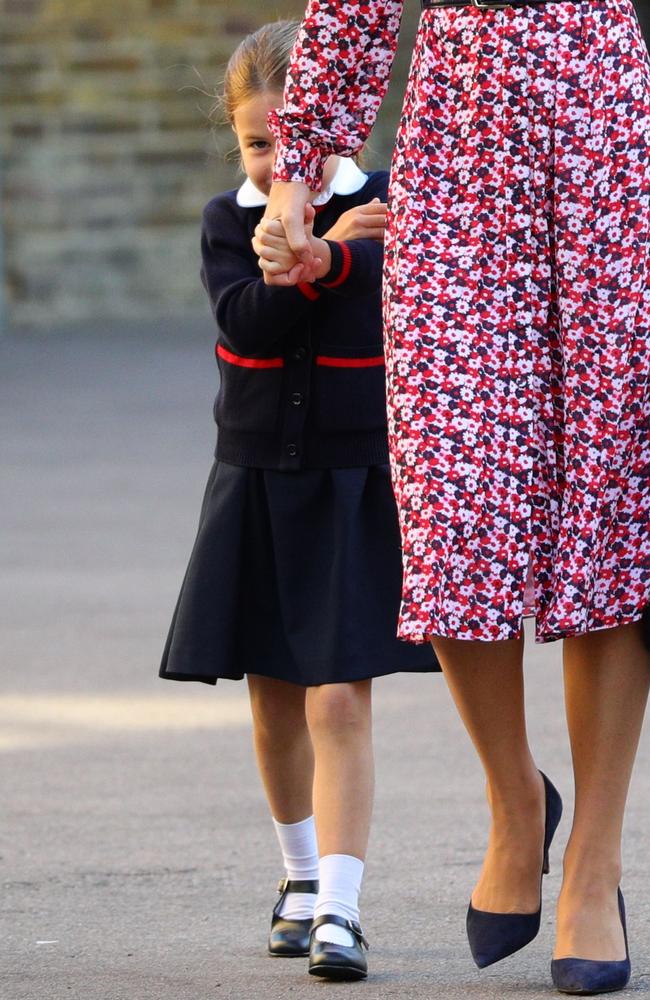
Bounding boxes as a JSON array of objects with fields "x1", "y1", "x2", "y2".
[
  {"x1": 271, "y1": 135, "x2": 329, "y2": 193},
  {"x1": 268, "y1": 110, "x2": 329, "y2": 192}
]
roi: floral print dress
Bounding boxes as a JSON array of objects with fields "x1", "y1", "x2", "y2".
[{"x1": 268, "y1": 0, "x2": 650, "y2": 644}]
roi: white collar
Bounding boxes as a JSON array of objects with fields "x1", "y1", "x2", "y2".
[{"x1": 236, "y1": 157, "x2": 369, "y2": 208}]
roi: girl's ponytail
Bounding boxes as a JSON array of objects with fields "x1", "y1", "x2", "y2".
[{"x1": 215, "y1": 20, "x2": 300, "y2": 128}]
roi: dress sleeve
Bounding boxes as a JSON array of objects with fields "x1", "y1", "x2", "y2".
[{"x1": 267, "y1": 0, "x2": 405, "y2": 193}]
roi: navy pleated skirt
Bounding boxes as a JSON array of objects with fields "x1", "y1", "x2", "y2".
[{"x1": 159, "y1": 461, "x2": 440, "y2": 686}]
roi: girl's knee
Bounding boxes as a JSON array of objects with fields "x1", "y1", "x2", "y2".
[
  {"x1": 248, "y1": 676, "x2": 306, "y2": 738},
  {"x1": 306, "y1": 681, "x2": 371, "y2": 734}
]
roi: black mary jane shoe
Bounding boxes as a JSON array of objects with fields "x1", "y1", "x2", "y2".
[
  {"x1": 308, "y1": 913, "x2": 369, "y2": 981},
  {"x1": 268, "y1": 877, "x2": 319, "y2": 957}
]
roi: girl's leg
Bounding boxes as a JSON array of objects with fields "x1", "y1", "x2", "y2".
[
  {"x1": 431, "y1": 634, "x2": 547, "y2": 913},
  {"x1": 305, "y1": 679, "x2": 374, "y2": 944},
  {"x1": 305, "y1": 679, "x2": 374, "y2": 858},
  {"x1": 247, "y1": 675, "x2": 318, "y2": 919},
  {"x1": 247, "y1": 674, "x2": 313, "y2": 822},
  {"x1": 555, "y1": 621, "x2": 650, "y2": 960}
]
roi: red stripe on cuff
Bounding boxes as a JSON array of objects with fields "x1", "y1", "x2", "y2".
[
  {"x1": 320, "y1": 241, "x2": 353, "y2": 288},
  {"x1": 297, "y1": 282, "x2": 321, "y2": 300},
  {"x1": 316, "y1": 355, "x2": 385, "y2": 368},
  {"x1": 217, "y1": 344, "x2": 284, "y2": 369}
]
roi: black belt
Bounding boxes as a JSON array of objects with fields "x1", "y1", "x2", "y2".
[{"x1": 421, "y1": 0, "x2": 582, "y2": 9}]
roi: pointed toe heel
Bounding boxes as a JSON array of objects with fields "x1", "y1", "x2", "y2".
[
  {"x1": 308, "y1": 914, "x2": 369, "y2": 981},
  {"x1": 551, "y1": 889, "x2": 631, "y2": 995},
  {"x1": 467, "y1": 904, "x2": 542, "y2": 969},
  {"x1": 267, "y1": 877, "x2": 319, "y2": 958},
  {"x1": 467, "y1": 771, "x2": 563, "y2": 969}
]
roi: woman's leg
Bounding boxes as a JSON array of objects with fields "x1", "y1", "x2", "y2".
[
  {"x1": 431, "y1": 634, "x2": 547, "y2": 913},
  {"x1": 305, "y1": 680, "x2": 374, "y2": 945},
  {"x1": 555, "y1": 621, "x2": 650, "y2": 960}
]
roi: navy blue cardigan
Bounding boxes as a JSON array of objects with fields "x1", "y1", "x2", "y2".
[{"x1": 200, "y1": 169, "x2": 390, "y2": 470}]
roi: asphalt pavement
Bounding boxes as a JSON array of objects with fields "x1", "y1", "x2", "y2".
[{"x1": 2, "y1": 323, "x2": 649, "y2": 1000}]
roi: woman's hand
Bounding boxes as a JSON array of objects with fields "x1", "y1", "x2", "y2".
[
  {"x1": 322, "y1": 197, "x2": 387, "y2": 243},
  {"x1": 259, "y1": 181, "x2": 319, "y2": 285}
]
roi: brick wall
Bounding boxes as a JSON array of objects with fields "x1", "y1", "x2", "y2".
[{"x1": 0, "y1": 0, "x2": 418, "y2": 329}]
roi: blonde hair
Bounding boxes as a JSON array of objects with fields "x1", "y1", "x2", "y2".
[{"x1": 215, "y1": 20, "x2": 299, "y2": 126}]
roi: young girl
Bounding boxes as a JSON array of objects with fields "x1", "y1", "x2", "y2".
[{"x1": 159, "y1": 20, "x2": 439, "y2": 983}]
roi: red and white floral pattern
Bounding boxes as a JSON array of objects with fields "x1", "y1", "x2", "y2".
[{"x1": 268, "y1": 0, "x2": 650, "y2": 644}]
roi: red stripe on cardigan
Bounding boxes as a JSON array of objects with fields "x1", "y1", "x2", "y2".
[
  {"x1": 297, "y1": 281, "x2": 320, "y2": 300},
  {"x1": 216, "y1": 343, "x2": 284, "y2": 369},
  {"x1": 218, "y1": 344, "x2": 384, "y2": 370},
  {"x1": 316, "y1": 355, "x2": 385, "y2": 368},
  {"x1": 319, "y1": 241, "x2": 353, "y2": 288}
]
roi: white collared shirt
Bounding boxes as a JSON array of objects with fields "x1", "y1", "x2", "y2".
[{"x1": 235, "y1": 156, "x2": 369, "y2": 208}]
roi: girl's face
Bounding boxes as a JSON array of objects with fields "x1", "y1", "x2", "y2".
[{"x1": 232, "y1": 89, "x2": 339, "y2": 197}]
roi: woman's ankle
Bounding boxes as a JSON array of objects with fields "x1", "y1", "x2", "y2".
[
  {"x1": 486, "y1": 765, "x2": 545, "y2": 824},
  {"x1": 560, "y1": 848, "x2": 622, "y2": 898}
]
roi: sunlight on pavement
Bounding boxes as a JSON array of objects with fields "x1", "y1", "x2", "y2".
[{"x1": 0, "y1": 693, "x2": 251, "y2": 751}]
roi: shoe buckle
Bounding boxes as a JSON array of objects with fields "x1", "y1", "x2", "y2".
[
  {"x1": 277, "y1": 877, "x2": 288, "y2": 894},
  {"x1": 351, "y1": 921, "x2": 369, "y2": 950}
]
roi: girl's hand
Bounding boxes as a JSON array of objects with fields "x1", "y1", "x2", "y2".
[
  {"x1": 322, "y1": 197, "x2": 387, "y2": 243},
  {"x1": 259, "y1": 181, "x2": 319, "y2": 285},
  {"x1": 254, "y1": 204, "x2": 333, "y2": 281},
  {"x1": 253, "y1": 218, "x2": 303, "y2": 275}
]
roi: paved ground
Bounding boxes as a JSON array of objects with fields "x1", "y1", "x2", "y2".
[{"x1": 2, "y1": 324, "x2": 649, "y2": 1000}]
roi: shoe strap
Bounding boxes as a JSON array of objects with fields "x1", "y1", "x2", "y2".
[
  {"x1": 276, "y1": 877, "x2": 319, "y2": 895},
  {"x1": 272, "y1": 877, "x2": 320, "y2": 920},
  {"x1": 310, "y1": 913, "x2": 369, "y2": 950}
]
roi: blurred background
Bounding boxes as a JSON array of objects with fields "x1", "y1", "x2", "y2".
[
  {"x1": 0, "y1": 0, "x2": 423, "y2": 331},
  {"x1": 3, "y1": 0, "x2": 647, "y2": 332}
]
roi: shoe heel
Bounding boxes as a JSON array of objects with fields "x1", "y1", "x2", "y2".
[{"x1": 541, "y1": 771, "x2": 563, "y2": 876}]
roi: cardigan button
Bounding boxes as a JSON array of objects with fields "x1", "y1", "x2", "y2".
[
  {"x1": 287, "y1": 443, "x2": 298, "y2": 457},
  {"x1": 291, "y1": 392, "x2": 304, "y2": 406},
  {"x1": 292, "y1": 347, "x2": 307, "y2": 362}
]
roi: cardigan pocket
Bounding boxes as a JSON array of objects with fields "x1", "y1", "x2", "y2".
[
  {"x1": 312, "y1": 342, "x2": 387, "y2": 432},
  {"x1": 214, "y1": 345, "x2": 285, "y2": 433}
]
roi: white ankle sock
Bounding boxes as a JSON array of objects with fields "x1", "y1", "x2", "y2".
[
  {"x1": 314, "y1": 854, "x2": 364, "y2": 946},
  {"x1": 272, "y1": 815, "x2": 319, "y2": 920}
]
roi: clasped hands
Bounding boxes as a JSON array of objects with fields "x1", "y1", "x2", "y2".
[{"x1": 252, "y1": 181, "x2": 387, "y2": 286}]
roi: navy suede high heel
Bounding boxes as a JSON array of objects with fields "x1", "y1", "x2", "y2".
[
  {"x1": 466, "y1": 771, "x2": 563, "y2": 969},
  {"x1": 551, "y1": 889, "x2": 631, "y2": 995}
]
